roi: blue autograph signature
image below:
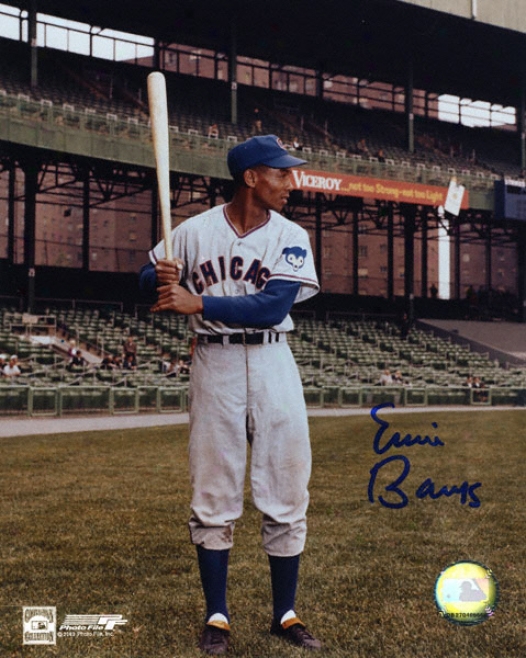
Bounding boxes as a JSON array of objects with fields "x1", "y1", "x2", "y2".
[{"x1": 367, "y1": 402, "x2": 482, "y2": 509}]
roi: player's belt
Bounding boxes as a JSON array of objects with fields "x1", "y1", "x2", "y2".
[{"x1": 197, "y1": 332, "x2": 285, "y2": 345}]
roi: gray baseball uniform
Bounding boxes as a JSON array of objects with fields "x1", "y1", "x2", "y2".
[{"x1": 149, "y1": 203, "x2": 319, "y2": 556}]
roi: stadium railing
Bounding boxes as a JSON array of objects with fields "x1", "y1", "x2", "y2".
[
  {"x1": 0, "y1": 384, "x2": 189, "y2": 416},
  {"x1": 0, "y1": 384, "x2": 523, "y2": 419},
  {"x1": 0, "y1": 89, "x2": 497, "y2": 196}
]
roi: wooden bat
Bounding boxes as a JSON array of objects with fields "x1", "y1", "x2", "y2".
[{"x1": 147, "y1": 71, "x2": 173, "y2": 261}]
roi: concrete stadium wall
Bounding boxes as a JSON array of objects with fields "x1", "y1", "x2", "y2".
[{"x1": 397, "y1": 0, "x2": 526, "y2": 34}]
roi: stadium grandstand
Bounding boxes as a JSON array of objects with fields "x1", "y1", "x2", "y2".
[{"x1": 1, "y1": 0, "x2": 526, "y2": 416}]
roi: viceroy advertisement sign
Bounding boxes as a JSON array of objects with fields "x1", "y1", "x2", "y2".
[{"x1": 292, "y1": 168, "x2": 470, "y2": 209}]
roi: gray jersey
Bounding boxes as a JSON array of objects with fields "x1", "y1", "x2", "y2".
[{"x1": 149, "y1": 204, "x2": 319, "y2": 334}]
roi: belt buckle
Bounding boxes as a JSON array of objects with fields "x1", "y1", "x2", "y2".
[
  {"x1": 247, "y1": 332, "x2": 264, "y2": 345},
  {"x1": 229, "y1": 332, "x2": 271, "y2": 345}
]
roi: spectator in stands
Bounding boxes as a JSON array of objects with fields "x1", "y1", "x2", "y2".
[
  {"x1": 67, "y1": 349, "x2": 85, "y2": 371},
  {"x1": 164, "y1": 358, "x2": 190, "y2": 378},
  {"x1": 430, "y1": 283, "x2": 438, "y2": 299},
  {"x1": 464, "y1": 375, "x2": 473, "y2": 388},
  {"x1": 100, "y1": 354, "x2": 117, "y2": 370},
  {"x1": 208, "y1": 123, "x2": 219, "y2": 139},
  {"x1": 379, "y1": 369, "x2": 393, "y2": 386},
  {"x1": 472, "y1": 376, "x2": 487, "y2": 402},
  {"x1": 0, "y1": 354, "x2": 6, "y2": 375},
  {"x1": 165, "y1": 358, "x2": 180, "y2": 378},
  {"x1": 399, "y1": 313, "x2": 411, "y2": 340},
  {"x1": 252, "y1": 107, "x2": 263, "y2": 135},
  {"x1": 376, "y1": 148, "x2": 386, "y2": 163},
  {"x1": 323, "y1": 135, "x2": 334, "y2": 151},
  {"x1": 123, "y1": 335, "x2": 138, "y2": 365},
  {"x1": 123, "y1": 354, "x2": 137, "y2": 371},
  {"x1": 392, "y1": 370, "x2": 404, "y2": 385},
  {"x1": 356, "y1": 138, "x2": 369, "y2": 156},
  {"x1": 4, "y1": 355, "x2": 21, "y2": 379},
  {"x1": 292, "y1": 136, "x2": 303, "y2": 151},
  {"x1": 160, "y1": 353, "x2": 172, "y2": 374}
]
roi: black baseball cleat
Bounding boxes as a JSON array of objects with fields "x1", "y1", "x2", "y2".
[
  {"x1": 198, "y1": 621, "x2": 230, "y2": 655},
  {"x1": 270, "y1": 616, "x2": 323, "y2": 651}
]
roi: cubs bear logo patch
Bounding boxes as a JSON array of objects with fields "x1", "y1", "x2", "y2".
[{"x1": 282, "y1": 246, "x2": 307, "y2": 271}]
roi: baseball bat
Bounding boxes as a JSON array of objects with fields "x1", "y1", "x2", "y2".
[{"x1": 147, "y1": 71, "x2": 173, "y2": 261}]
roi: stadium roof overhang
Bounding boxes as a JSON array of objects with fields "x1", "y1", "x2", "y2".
[{"x1": 4, "y1": 0, "x2": 526, "y2": 107}]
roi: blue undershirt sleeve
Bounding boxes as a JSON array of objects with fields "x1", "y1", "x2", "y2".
[
  {"x1": 202, "y1": 280, "x2": 301, "y2": 328},
  {"x1": 139, "y1": 262, "x2": 157, "y2": 296}
]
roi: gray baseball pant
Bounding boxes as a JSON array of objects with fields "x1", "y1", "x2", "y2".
[{"x1": 187, "y1": 339, "x2": 311, "y2": 557}]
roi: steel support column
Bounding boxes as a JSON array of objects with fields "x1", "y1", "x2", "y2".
[
  {"x1": 153, "y1": 38, "x2": 161, "y2": 70},
  {"x1": 453, "y1": 217, "x2": 461, "y2": 300},
  {"x1": 316, "y1": 68, "x2": 324, "y2": 100},
  {"x1": 405, "y1": 62, "x2": 414, "y2": 154},
  {"x1": 402, "y1": 203, "x2": 415, "y2": 322},
  {"x1": 387, "y1": 202, "x2": 394, "y2": 302},
  {"x1": 229, "y1": 17, "x2": 238, "y2": 125},
  {"x1": 315, "y1": 193, "x2": 323, "y2": 290},
  {"x1": 352, "y1": 207, "x2": 359, "y2": 296},
  {"x1": 520, "y1": 85, "x2": 526, "y2": 172},
  {"x1": 22, "y1": 158, "x2": 39, "y2": 313},
  {"x1": 7, "y1": 161, "x2": 15, "y2": 262},
  {"x1": 29, "y1": 0, "x2": 38, "y2": 89},
  {"x1": 421, "y1": 207, "x2": 428, "y2": 298},
  {"x1": 82, "y1": 168, "x2": 90, "y2": 271},
  {"x1": 485, "y1": 226, "x2": 492, "y2": 293}
]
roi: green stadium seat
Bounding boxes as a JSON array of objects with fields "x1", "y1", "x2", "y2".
[
  {"x1": 111, "y1": 388, "x2": 139, "y2": 414},
  {"x1": 0, "y1": 386, "x2": 29, "y2": 415},
  {"x1": 302, "y1": 387, "x2": 323, "y2": 408},
  {"x1": 158, "y1": 386, "x2": 187, "y2": 412},
  {"x1": 340, "y1": 387, "x2": 361, "y2": 407},
  {"x1": 138, "y1": 386, "x2": 160, "y2": 413},
  {"x1": 30, "y1": 387, "x2": 58, "y2": 416},
  {"x1": 59, "y1": 386, "x2": 111, "y2": 414}
]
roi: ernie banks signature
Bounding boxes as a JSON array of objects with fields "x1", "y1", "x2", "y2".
[{"x1": 367, "y1": 402, "x2": 482, "y2": 510}]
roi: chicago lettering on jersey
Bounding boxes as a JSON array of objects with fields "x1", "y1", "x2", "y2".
[{"x1": 191, "y1": 255, "x2": 271, "y2": 294}]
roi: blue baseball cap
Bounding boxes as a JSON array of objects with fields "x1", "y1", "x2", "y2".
[{"x1": 227, "y1": 134, "x2": 307, "y2": 176}]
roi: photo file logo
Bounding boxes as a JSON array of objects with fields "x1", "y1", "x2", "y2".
[{"x1": 59, "y1": 614, "x2": 129, "y2": 631}]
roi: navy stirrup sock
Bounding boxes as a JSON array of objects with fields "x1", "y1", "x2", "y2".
[
  {"x1": 196, "y1": 546, "x2": 230, "y2": 622},
  {"x1": 268, "y1": 553, "x2": 301, "y2": 623}
]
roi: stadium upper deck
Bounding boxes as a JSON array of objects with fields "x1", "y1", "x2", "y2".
[
  {"x1": 0, "y1": 0, "x2": 525, "y2": 318},
  {"x1": 0, "y1": 37, "x2": 520, "y2": 201},
  {"x1": 2, "y1": 0, "x2": 525, "y2": 106},
  {"x1": 0, "y1": 0, "x2": 524, "y2": 195}
]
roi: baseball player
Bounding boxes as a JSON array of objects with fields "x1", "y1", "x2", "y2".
[{"x1": 140, "y1": 134, "x2": 321, "y2": 654}]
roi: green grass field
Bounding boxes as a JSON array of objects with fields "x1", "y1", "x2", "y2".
[{"x1": 1, "y1": 409, "x2": 525, "y2": 658}]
